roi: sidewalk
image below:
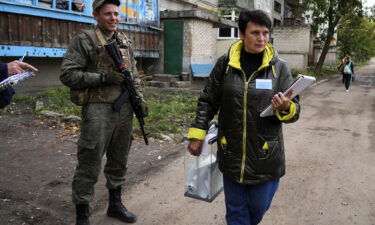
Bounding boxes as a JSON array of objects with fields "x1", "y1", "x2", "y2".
[{"x1": 91, "y1": 154, "x2": 227, "y2": 225}]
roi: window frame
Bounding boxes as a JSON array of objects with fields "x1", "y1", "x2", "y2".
[
  {"x1": 274, "y1": 1, "x2": 281, "y2": 14},
  {"x1": 217, "y1": 9, "x2": 239, "y2": 40},
  {"x1": 0, "y1": 0, "x2": 94, "y2": 23}
]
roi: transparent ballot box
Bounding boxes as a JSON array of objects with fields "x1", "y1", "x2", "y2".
[{"x1": 184, "y1": 121, "x2": 223, "y2": 202}]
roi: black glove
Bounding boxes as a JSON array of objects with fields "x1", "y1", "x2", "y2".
[
  {"x1": 141, "y1": 100, "x2": 149, "y2": 117},
  {"x1": 101, "y1": 71, "x2": 125, "y2": 85}
]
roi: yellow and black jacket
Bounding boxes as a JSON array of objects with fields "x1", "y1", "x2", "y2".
[{"x1": 188, "y1": 40, "x2": 300, "y2": 185}]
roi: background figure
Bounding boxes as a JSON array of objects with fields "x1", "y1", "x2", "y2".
[
  {"x1": 0, "y1": 60, "x2": 37, "y2": 109},
  {"x1": 341, "y1": 56, "x2": 354, "y2": 92},
  {"x1": 338, "y1": 57, "x2": 346, "y2": 84},
  {"x1": 187, "y1": 9, "x2": 300, "y2": 225},
  {"x1": 60, "y1": 0, "x2": 146, "y2": 224}
]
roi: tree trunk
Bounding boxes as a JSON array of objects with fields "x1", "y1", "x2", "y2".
[
  {"x1": 314, "y1": 0, "x2": 339, "y2": 76},
  {"x1": 314, "y1": 31, "x2": 334, "y2": 76}
]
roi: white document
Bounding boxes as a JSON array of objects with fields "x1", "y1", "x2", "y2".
[
  {"x1": 260, "y1": 74, "x2": 316, "y2": 117},
  {"x1": 0, "y1": 70, "x2": 36, "y2": 91}
]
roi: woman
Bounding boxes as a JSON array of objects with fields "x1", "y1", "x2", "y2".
[{"x1": 187, "y1": 9, "x2": 300, "y2": 225}]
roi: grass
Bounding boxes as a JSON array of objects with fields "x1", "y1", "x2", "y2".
[
  {"x1": 141, "y1": 90, "x2": 198, "y2": 139},
  {"x1": 291, "y1": 65, "x2": 338, "y2": 79},
  {"x1": 10, "y1": 86, "x2": 199, "y2": 140},
  {"x1": 12, "y1": 94, "x2": 36, "y2": 103},
  {"x1": 41, "y1": 87, "x2": 81, "y2": 116}
]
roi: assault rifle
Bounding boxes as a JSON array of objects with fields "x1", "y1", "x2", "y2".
[{"x1": 104, "y1": 39, "x2": 149, "y2": 145}]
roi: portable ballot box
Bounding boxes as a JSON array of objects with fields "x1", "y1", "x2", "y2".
[{"x1": 184, "y1": 121, "x2": 223, "y2": 202}]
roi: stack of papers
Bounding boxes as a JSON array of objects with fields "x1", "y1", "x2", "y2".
[
  {"x1": 0, "y1": 71, "x2": 36, "y2": 91},
  {"x1": 260, "y1": 74, "x2": 316, "y2": 117}
]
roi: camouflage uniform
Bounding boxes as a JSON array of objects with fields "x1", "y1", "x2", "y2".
[{"x1": 60, "y1": 26, "x2": 143, "y2": 205}]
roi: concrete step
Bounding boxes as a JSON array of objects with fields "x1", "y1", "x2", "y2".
[
  {"x1": 170, "y1": 81, "x2": 191, "y2": 88},
  {"x1": 146, "y1": 81, "x2": 170, "y2": 88},
  {"x1": 152, "y1": 74, "x2": 181, "y2": 82}
]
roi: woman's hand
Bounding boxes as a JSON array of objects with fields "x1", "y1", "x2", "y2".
[
  {"x1": 272, "y1": 89, "x2": 294, "y2": 112},
  {"x1": 188, "y1": 140, "x2": 203, "y2": 156}
]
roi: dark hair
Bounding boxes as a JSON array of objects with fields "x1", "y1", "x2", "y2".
[{"x1": 238, "y1": 9, "x2": 272, "y2": 34}]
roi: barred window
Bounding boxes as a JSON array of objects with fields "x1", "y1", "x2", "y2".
[
  {"x1": 274, "y1": 1, "x2": 281, "y2": 13},
  {"x1": 218, "y1": 9, "x2": 239, "y2": 39}
]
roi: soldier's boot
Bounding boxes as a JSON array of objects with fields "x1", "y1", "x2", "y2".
[
  {"x1": 75, "y1": 204, "x2": 90, "y2": 225},
  {"x1": 107, "y1": 186, "x2": 137, "y2": 223}
]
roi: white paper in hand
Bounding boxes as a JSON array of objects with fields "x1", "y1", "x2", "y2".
[
  {"x1": 260, "y1": 74, "x2": 316, "y2": 117},
  {"x1": 0, "y1": 70, "x2": 36, "y2": 91}
]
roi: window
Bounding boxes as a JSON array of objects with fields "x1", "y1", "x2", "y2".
[
  {"x1": 1, "y1": 0, "x2": 89, "y2": 14},
  {"x1": 218, "y1": 10, "x2": 239, "y2": 39},
  {"x1": 274, "y1": 1, "x2": 281, "y2": 13}
]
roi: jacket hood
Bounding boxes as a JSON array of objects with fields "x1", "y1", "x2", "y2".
[{"x1": 228, "y1": 40, "x2": 279, "y2": 71}]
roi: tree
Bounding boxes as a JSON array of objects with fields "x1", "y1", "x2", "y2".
[
  {"x1": 337, "y1": 14, "x2": 375, "y2": 63},
  {"x1": 293, "y1": 0, "x2": 363, "y2": 75}
]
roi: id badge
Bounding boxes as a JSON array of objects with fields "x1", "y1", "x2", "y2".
[{"x1": 256, "y1": 79, "x2": 272, "y2": 89}]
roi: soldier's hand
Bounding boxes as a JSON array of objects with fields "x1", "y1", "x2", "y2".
[
  {"x1": 105, "y1": 71, "x2": 125, "y2": 85},
  {"x1": 141, "y1": 100, "x2": 149, "y2": 117}
]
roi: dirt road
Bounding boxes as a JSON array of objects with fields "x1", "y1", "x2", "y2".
[
  {"x1": 0, "y1": 59, "x2": 374, "y2": 225},
  {"x1": 92, "y1": 59, "x2": 375, "y2": 225}
]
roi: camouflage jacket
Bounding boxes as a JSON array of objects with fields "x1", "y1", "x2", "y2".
[{"x1": 60, "y1": 26, "x2": 143, "y2": 105}]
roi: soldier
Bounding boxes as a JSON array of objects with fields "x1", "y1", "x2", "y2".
[{"x1": 60, "y1": 0, "x2": 145, "y2": 224}]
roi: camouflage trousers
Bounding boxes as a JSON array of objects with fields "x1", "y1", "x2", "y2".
[{"x1": 72, "y1": 102, "x2": 133, "y2": 204}]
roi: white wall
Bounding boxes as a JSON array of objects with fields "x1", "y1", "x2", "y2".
[
  {"x1": 278, "y1": 54, "x2": 308, "y2": 71},
  {"x1": 216, "y1": 38, "x2": 237, "y2": 58},
  {"x1": 160, "y1": 0, "x2": 218, "y2": 11},
  {"x1": 273, "y1": 25, "x2": 312, "y2": 70},
  {"x1": 273, "y1": 25, "x2": 311, "y2": 54},
  {"x1": 180, "y1": 19, "x2": 218, "y2": 72},
  {"x1": 254, "y1": 0, "x2": 273, "y2": 16},
  {"x1": 314, "y1": 48, "x2": 337, "y2": 65}
]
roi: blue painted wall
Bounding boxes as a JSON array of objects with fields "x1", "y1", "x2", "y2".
[{"x1": 0, "y1": 0, "x2": 160, "y2": 57}]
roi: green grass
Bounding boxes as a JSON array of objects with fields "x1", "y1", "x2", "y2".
[
  {"x1": 140, "y1": 91, "x2": 198, "y2": 139},
  {"x1": 10, "y1": 86, "x2": 199, "y2": 139},
  {"x1": 41, "y1": 87, "x2": 81, "y2": 116},
  {"x1": 291, "y1": 65, "x2": 338, "y2": 79},
  {"x1": 12, "y1": 94, "x2": 36, "y2": 104}
]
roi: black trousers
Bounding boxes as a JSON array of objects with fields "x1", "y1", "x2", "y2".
[{"x1": 343, "y1": 74, "x2": 352, "y2": 90}]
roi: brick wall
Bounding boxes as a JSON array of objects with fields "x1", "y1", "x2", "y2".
[
  {"x1": 273, "y1": 25, "x2": 311, "y2": 54},
  {"x1": 178, "y1": 19, "x2": 217, "y2": 72},
  {"x1": 273, "y1": 25, "x2": 312, "y2": 70},
  {"x1": 191, "y1": 20, "x2": 216, "y2": 63}
]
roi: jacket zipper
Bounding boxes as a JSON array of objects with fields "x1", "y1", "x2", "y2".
[{"x1": 240, "y1": 70, "x2": 258, "y2": 183}]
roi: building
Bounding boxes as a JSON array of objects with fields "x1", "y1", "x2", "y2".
[
  {"x1": 0, "y1": 0, "x2": 160, "y2": 92},
  {"x1": 216, "y1": 0, "x2": 278, "y2": 57},
  {"x1": 155, "y1": 0, "x2": 236, "y2": 78}
]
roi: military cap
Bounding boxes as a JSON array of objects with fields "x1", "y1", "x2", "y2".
[{"x1": 92, "y1": 0, "x2": 120, "y2": 11}]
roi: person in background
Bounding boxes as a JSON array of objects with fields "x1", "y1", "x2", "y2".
[
  {"x1": 342, "y1": 56, "x2": 354, "y2": 92},
  {"x1": 187, "y1": 9, "x2": 300, "y2": 225},
  {"x1": 0, "y1": 60, "x2": 38, "y2": 109}
]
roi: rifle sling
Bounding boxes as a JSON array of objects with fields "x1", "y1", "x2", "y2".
[{"x1": 95, "y1": 28, "x2": 107, "y2": 46}]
